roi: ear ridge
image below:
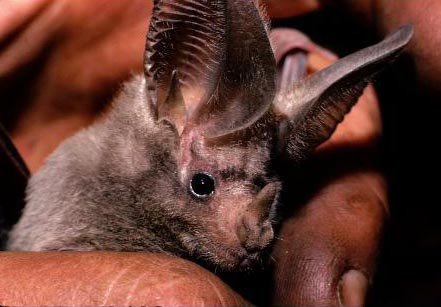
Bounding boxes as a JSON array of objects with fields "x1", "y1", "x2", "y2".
[
  {"x1": 284, "y1": 78, "x2": 369, "y2": 160},
  {"x1": 157, "y1": 71, "x2": 187, "y2": 135},
  {"x1": 275, "y1": 25, "x2": 413, "y2": 160},
  {"x1": 200, "y1": 0, "x2": 276, "y2": 139},
  {"x1": 145, "y1": 0, "x2": 227, "y2": 119},
  {"x1": 145, "y1": 0, "x2": 276, "y2": 141}
]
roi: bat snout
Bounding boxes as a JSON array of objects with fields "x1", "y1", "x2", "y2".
[
  {"x1": 237, "y1": 219, "x2": 274, "y2": 255},
  {"x1": 236, "y1": 183, "x2": 278, "y2": 254}
]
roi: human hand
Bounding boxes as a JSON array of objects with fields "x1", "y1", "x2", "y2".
[
  {"x1": 0, "y1": 252, "x2": 249, "y2": 306},
  {"x1": 269, "y1": 29, "x2": 387, "y2": 306},
  {"x1": 0, "y1": 0, "x2": 152, "y2": 172}
]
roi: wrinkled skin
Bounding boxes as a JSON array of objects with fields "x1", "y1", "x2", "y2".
[
  {"x1": 0, "y1": 252, "x2": 250, "y2": 306},
  {"x1": 0, "y1": 0, "x2": 406, "y2": 305}
]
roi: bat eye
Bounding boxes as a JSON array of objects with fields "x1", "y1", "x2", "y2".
[{"x1": 190, "y1": 172, "x2": 216, "y2": 199}]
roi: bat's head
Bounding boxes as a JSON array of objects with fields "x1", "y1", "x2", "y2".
[
  {"x1": 145, "y1": 0, "x2": 279, "y2": 271},
  {"x1": 145, "y1": 0, "x2": 412, "y2": 271}
]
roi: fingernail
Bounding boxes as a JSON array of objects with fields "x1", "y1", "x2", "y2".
[{"x1": 338, "y1": 270, "x2": 369, "y2": 307}]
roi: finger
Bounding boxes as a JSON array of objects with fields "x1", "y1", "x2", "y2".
[
  {"x1": 0, "y1": 252, "x2": 250, "y2": 306},
  {"x1": 339, "y1": 270, "x2": 369, "y2": 307},
  {"x1": 270, "y1": 26, "x2": 387, "y2": 306},
  {"x1": 1, "y1": 0, "x2": 152, "y2": 172},
  {"x1": 0, "y1": 0, "x2": 49, "y2": 41},
  {"x1": 271, "y1": 169, "x2": 387, "y2": 306},
  {"x1": 0, "y1": 0, "x2": 55, "y2": 77},
  {"x1": 375, "y1": 0, "x2": 441, "y2": 94}
]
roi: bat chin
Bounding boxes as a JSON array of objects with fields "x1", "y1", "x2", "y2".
[
  {"x1": 236, "y1": 252, "x2": 263, "y2": 272},
  {"x1": 178, "y1": 233, "x2": 268, "y2": 272},
  {"x1": 201, "y1": 245, "x2": 267, "y2": 273}
]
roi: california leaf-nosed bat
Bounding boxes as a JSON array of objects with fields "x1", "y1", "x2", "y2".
[{"x1": 5, "y1": 0, "x2": 412, "y2": 271}]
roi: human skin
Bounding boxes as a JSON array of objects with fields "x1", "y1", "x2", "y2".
[
  {"x1": 0, "y1": 0, "x2": 388, "y2": 305},
  {"x1": 270, "y1": 44, "x2": 386, "y2": 306},
  {"x1": 273, "y1": 0, "x2": 441, "y2": 95},
  {"x1": 0, "y1": 252, "x2": 250, "y2": 306},
  {"x1": 268, "y1": 0, "x2": 441, "y2": 305},
  {"x1": 372, "y1": 0, "x2": 441, "y2": 95}
]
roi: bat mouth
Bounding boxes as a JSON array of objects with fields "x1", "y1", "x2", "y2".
[
  {"x1": 209, "y1": 246, "x2": 267, "y2": 272},
  {"x1": 237, "y1": 251, "x2": 264, "y2": 271},
  {"x1": 178, "y1": 231, "x2": 269, "y2": 272}
]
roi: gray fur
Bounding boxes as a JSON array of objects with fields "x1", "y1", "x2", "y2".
[
  {"x1": 9, "y1": 76, "x2": 280, "y2": 271},
  {"x1": 7, "y1": 0, "x2": 412, "y2": 272}
]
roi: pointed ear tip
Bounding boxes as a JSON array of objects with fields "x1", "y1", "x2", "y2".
[
  {"x1": 400, "y1": 24, "x2": 414, "y2": 34},
  {"x1": 400, "y1": 24, "x2": 414, "y2": 39},
  {"x1": 389, "y1": 24, "x2": 414, "y2": 47}
]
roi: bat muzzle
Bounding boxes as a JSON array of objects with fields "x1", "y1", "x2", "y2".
[{"x1": 236, "y1": 183, "x2": 278, "y2": 255}]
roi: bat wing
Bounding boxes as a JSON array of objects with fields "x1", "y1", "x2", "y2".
[{"x1": 0, "y1": 123, "x2": 29, "y2": 248}]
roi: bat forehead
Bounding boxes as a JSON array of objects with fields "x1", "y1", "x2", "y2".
[
  {"x1": 206, "y1": 143, "x2": 269, "y2": 175},
  {"x1": 179, "y1": 131, "x2": 272, "y2": 184}
]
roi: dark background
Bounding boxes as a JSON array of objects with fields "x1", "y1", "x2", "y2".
[{"x1": 274, "y1": 8, "x2": 441, "y2": 306}]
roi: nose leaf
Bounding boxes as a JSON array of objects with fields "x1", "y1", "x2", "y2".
[
  {"x1": 249, "y1": 183, "x2": 278, "y2": 223},
  {"x1": 237, "y1": 183, "x2": 278, "y2": 252}
]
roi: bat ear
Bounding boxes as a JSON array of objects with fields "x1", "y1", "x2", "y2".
[
  {"x1": 0, "y1": 123, "x2": 29, "y2": 248},
  {"x1": 274, "y1": 25, "x2": 413, "y2": 160},
  {"x1": 156, "y1": 71, "x2": 187, "y2": 135},
  {"x1": 145, "y1": 0, "x2": 276, "y2": 139}
]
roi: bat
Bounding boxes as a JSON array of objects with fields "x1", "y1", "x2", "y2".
[{"x1": 4, "y1": 0, "x2": 412, "y2": 272}]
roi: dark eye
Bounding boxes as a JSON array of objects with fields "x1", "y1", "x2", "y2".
[{"x1": 190, "y1": 172, "x2": 216, "y2": 199}]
